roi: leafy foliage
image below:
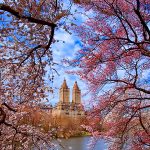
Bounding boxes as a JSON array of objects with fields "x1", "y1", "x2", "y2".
[
  {"x1": 71, "y1": 0, "x2": 150, "y2": 149},
  {"x1": 0, "y1": 0, "x2": 72, "y2": 149}
]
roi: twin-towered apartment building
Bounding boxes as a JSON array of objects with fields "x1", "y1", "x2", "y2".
[{"x1": 52, "y1": 79, "x2": 85, "y2": 117}]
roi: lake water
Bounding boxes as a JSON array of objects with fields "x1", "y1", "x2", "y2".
[{"x1": 52, "y1": 136, "x2": 107, "y2": 150}]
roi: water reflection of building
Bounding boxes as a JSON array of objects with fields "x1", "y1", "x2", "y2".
[{"x1": 52, "y1": 79, "x2": 85, "y2": 117}]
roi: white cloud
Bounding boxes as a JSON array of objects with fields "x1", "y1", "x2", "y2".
[
  {"x1": 47, "y1": 28, "x2": 88, "y2": 105},
  {"x1": 45, "y1": 3, "x2": 94, "y2": 106}
]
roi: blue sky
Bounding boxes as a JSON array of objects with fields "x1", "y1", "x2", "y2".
[
  {"x1": 0, "y1": 0, "x2": 90, "y2": 106},
  {"x1": 1, "y1": 1, "x2": 149, "y2": 107},
  {"x1": 47, "y1": 28, "x2": 88, "y2": 105},
  {"x1": 44, "y1": 3, "x2": 93, "y2": 105}
]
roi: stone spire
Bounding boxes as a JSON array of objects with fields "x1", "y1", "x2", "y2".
[
  {"x1": 73, "y1": 81, "x2": 80, "y2": 90},
  {"x1": 72, "y1": 81, "x2": 81, "y2": 104},
  {"x1": 61, "y1": 79, "x2": 68, "y2": 89},
  {"x1": 59, "y1": 79, "x2": 70, "y2": 103}
]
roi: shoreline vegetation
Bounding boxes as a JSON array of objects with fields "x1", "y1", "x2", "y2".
[
  {"x1": 56, "y1": 131, "x2": 91, "y2": 139},
  {"x1": 20, "y1": 107, "x2": 90, "y2": 139}
]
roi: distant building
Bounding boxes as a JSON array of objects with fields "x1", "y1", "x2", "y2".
[{"x1": 52, "y1": 79, "x2": 85, "y2": 118}]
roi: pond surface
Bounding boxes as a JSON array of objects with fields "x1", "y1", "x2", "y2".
[{"x1": 52, "y1": 136, "x2": 107, "y2": 150}]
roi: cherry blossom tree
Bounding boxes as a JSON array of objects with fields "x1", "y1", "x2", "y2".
[
  {"x1": 71, "y1": 0, "x2": 150, "y2": 149},
  {"x1": 0, "y1": 0, "x2": 73, "y2": 149}
]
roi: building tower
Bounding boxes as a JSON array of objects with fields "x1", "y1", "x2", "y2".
[
  {"x1": 72, "y1": 81, "x2": 81, "y2": 104},
  {"x1": 52, "y1": 80, "x2": 85, "y2": 117},
  {"x1": 59, "y1": 79, "x2": 70, "y2": 103}
]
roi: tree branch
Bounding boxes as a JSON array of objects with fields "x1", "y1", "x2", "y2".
[
  {"x1": 2, "y1": 102, "x2": 17, "y2": 112},
  {"x1": 0, "y1": 107, "x2": 6, "y2": 124},
  {"x1": 134, "y1": 0, "x2": 150, "y2": 38},
  {"x1": 0, "y1": 4, "x2": 57, "y2": 28},
  {"x1": 139, "y1": 112, "x2": 150, "y2": 136}
]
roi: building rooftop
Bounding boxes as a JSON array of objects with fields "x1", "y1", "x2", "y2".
[
  {"x1": 61, "y1": 79, "x2": 69, "y2": 89},
  {"x1": 73, "y1": 81, "x2": 80, "y2": 90}
]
